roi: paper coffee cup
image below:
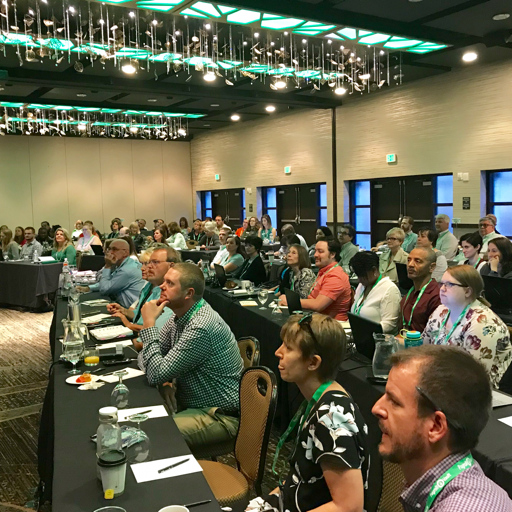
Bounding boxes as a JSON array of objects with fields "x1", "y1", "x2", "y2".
[{"x1": 98, "y1": 449, "x2": 127, "y2": 498}]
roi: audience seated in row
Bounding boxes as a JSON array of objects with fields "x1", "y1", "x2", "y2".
[
  {"x1": 199, "y1": 221, "x2": 220, "y2": 250},
  {"x1": 232, "y1": 235, "x2": 267, "y2": 286},
  {"x1": 378, "y1": 227, "x2": 408, "y2": 285},
  {"x1": 459, "y1": 232, "x2": 487, "y2": 271},
  {"x1": 480, "y1": 237, "x2": 512, "y2": 279},
  {"x1": 0, "y1": 228, "x2": 20, "y2": 260},
  {"x1": 416, "y1": 227, "x2": 447, "y2": 282},
  {"x1": 434, "y1": 214, "x2": 459, "y2": 259},
  {"x1": 308, "y1": 226, "x2": 333, "y2": 259},
  {"x1": 75, "y1": 221, "x2": 102, "y2": 254},
  {"x1": 52, "y1": 228, "x2": 77, "y2": 266},
  {"x1": 277, "y1": 244, "x2": 315, "y2": 299},
  {"x1": 400, "y1": 215, "x2": 418, "y2": 253},
  {"x1": 338, "y1": 224, "x2": 359, "y2": 274}
]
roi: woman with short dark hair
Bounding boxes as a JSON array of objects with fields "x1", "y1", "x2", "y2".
[
  {"x1": 248, "y1": 312, "x2": 368, "y2": 512},
  {"x1": 459, "y1": 232, "x2": 486, "y2": 272},
  {"x1": 166, "y1": 221, "x2": 187, "y2": 250},
  {"x1": 350, "y1": 251, "x2": 401, "y2": 333},
  {"x1": 107, "y1": 218, "x2": 122, "y2": 239},
  {"x1": 179, "y1": 217, "x2": 191, "y2": 238}
]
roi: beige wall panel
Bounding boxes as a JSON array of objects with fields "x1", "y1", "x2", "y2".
[
  {"x1": 191, "y1": 109, "x2": 332, "y2": 218},
  {"x1": 336, "y1": 60, "x2": 512, "y2": 224},
  {"x1": 0, "y1": 137, "x2": 33, "y2": 229},
  {"x1": 162, "y1": 142, "x2": 193, "y2": 223},
  {"x1": 98, "y1": 139, "x2": 137, "y2": 232},
  {"x1": 64, "y1": 138, "x2": 103, "y2": 233},
  {"x1": 28, "y1": 137, "x2": 70, "y2": 229},
  {"x1": 130, "y1": 140, "x2": 166, "y2": 226}
]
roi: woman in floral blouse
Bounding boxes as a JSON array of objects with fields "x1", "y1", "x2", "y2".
[
  {"x1": 277, "y1": 244, "x2": 316, "y2": 299},
  {"x1": 422, "y1": 265, "x2": 511, "y2": 388},
  {"x1": 247, "y1": 313, "x2": 369, "y2": 512}
]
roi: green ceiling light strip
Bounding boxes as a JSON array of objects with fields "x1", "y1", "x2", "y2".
[
  {"x1": 217, "y1": 5, "x2": 237, "y2": 13},
  {"x1": 324, "y1": 32, "x2": 343, "y2": 40},
  {"x1": 338, "y1": 28, "x2": 357, "y2": 40},
  {"x1": 358, "y1": 33, "x2": 392, "y2": 45},
  {"x1": 191, "y1": 1, "x2": 222, "y2": 17},
  {"x1": 0, "y1": 102, "x2": 25, "y2": 108},
  {"x1": 293, "y1": 29, "x2": 323, "y2": 35},
  {"x1": 180, "y1": 7, "x2": 209, "y2": 17},
  {"x1": 138, "y1": 4, "x2": 177, "y2": 11},
  {"x1": 226, "y1": 9, "x2": 260, "y2": 24},
  {"x1": 384, "y1": 37, "x2": 423, "y2": 49},
  {"x1": 261, "y1": 14, "x2": 304, "y2": 30},
  {"x1": 150, "y1": 52, "x2": 183, "y2": 62}
]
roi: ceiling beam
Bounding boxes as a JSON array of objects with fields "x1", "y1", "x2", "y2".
[
  {"x1": 413, "y1": 0, "x2": 491, "y2": 24},
  {"x1": 0, "y1": 66, "x2": 343, "y2": 108}
]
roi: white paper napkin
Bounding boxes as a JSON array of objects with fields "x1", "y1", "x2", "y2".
[{"x1": 98, "y1": 367, "x2": 145, "y2": 383}]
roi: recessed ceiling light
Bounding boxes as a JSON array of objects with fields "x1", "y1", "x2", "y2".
[
  {"x1": 122, "y1": 62, "x2": 137, "y2": 74},
  {"x1": 205, "y1": 23, "x2": 211, "y2": 30},
  {"x1": 265, "y1": 105, "x2": 276, "y2": 112},
  {"x1": 254, "y1": 32, "x2": 259, "y2": 38},
  {"x1": 147, "y1": 98, "x2": 157, "y2": 102},
  {"x1": 284, "y1": 31, "x2": 288, "y2": 36},
  {"x1": 77, "y1": 124, "x2": 87, "y2": 131},
  {"x1": 462, "y1": 51, "x2": 478, "y2": 62},
  {"x1": 334, "y1": 87, "x2": 347, "y2": 95},
  {"x1": 76, "y1": 93, "x2": 87, "y2": 97},
  {"x1": 231, "y1": 114, "x2": 240, "y2": 121},
  {"x1": 275, "y1": 80, "x2": 287, "y2": 89},
  {"x1": 204, "y1": 72, "x2": 216, "y2": 82},
  {"x1": 130, "y1": 126, "x2": 138, "y2": 133},
  {"x1": 492, "y1": 13, "x2": 510, "y2": 20},
  {"x1": 129, "y1": 11, "x2": 135, "y2": 18},
  {"x1": 178, "y1": 128, "x2": 187, "y2": 136},
  {"x1": 203, "y1": 124, "x2": 211, "y2": 127}
]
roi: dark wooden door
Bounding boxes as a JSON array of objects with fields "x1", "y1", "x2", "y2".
[{"x1": 211, "y1": 188, "x2": 244, "y2": 229}]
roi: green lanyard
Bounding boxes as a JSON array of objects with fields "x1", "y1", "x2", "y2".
[
  {"x1": 424, "y1": 454, "x2": 473, "y2": 512},
  {"x1": 435, "y1": 303, "x2": 471, "y2": 344},
  {"x1": 310, "y1": 262, "x2": 340, "y2": 295},
  {"x1": 470, "y1": 258, "x2": 481, "y2": 269},
  {"x1": 402, "y1": 279, "x2": 432, "y2": 329},
  {"x1": 272, "y1": 380, "x2": 333, "y2": 477},
  {"x1": 290, "y1": 272, "x2": 296, "y2": 291},
  {"x1": 354, "y1": 274, "x2": 382, "y2": 315}
]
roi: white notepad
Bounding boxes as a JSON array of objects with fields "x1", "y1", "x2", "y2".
[
  {"x1": 117, "y1": 405, "x2": 168, "y2": 422},
  {"x1": 131, "y1": 455, "x2": 203, "y2": 483}
]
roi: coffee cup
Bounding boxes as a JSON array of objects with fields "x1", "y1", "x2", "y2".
[
  {"x1": 241, "y1": 280, "x2": 251, "y2": 290},
  {"x1": 98, "y1": 449, "x2": 127, "y2": 498},
  {"x1": 159, "y1": 507, "x2": 189, "y2": 512}
]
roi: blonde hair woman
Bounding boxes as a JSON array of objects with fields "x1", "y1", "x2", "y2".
[
  {"x1": 75, "y1": 221, "x2": 102, "y2": 254},
  {"x1": 422, "y1": 265, "x2": 512, "y2": 388},
  {"x1": 378, "y1": 227, "x2": 408, "y2": 284},
  {"x1": 1, "y1": 229, "x2": 20, "y2": 260},
  {"x1": 52, "y1": 228, "x2": 77, "y2": 266}
]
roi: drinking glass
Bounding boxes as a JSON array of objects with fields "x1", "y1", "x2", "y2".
[
  {"x1": 84, "y1": 346, "x2": 100, "y2": 367},
  {"x1": 111, "y1": 371, "x2": 130, "y2": 409},
  {"x1": 64, "y1": 341, "x2": 85, "y2": 374},
  {"x1": 247, "y1": 281, "x2": 255, "y2": 294},
  {"x1": 3, "y1": 254, "x2": 9, "y2": 262},
  {"x1": 271, "y1": 296, "x2": 282, "y2": 315},
  {"x1": 372, "y1": 334, "x2": 398, "y2": 379},
  {"x1": 257, "y1": 289, "x2": 268, "y2": 310},
  {"x1": 127, "y1": 413, "x2": 150, "y2": 463}
]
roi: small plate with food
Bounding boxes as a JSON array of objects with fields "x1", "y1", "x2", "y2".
[{"x1": 66, "y1": 373, "x2": 100, "y2": 385}]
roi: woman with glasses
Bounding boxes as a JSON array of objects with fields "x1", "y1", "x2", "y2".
[
  {"x1": 75, "y1": 221, "x2": 102, "y2": 254},
  {"x1": 277, "y1": 244, "x2": 316, "y2": 299},
  {"x1": 422, "y1": 265, "x2": 511, "y2": 388},
  {"x1": 378, "y1": 227, "x2": 408, "y2": 285},
  {"x1": 480, "y1": 237, "x2": 512, "y2": 279},
  {"x1": 247, "y1": 313, "x2": 368, "y2": 512},
  {"x1": 350, "y1": 251, "x2": 401, "y2": 334}
]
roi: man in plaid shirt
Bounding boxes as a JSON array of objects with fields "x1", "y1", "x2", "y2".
[
  {"x1": 373, "y1": 345, "x2": 512, "y2": 511},
  {"x1": 140, "y1": 262, "x2": 243, "y2": 453}
]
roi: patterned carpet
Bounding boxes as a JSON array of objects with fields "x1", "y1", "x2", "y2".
[
  {"x1": 0, "y1": 307, "x2": 291, "y2": 510},
  {"x1": 0, "y1": 308, "x2": 53, "y2": 509}
]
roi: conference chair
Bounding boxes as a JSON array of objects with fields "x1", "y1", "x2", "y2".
[
  {"x1": 376, "y1": 460, "x2": 405, "y2": 512},
  {"x1": 199, "y1": 366, "x2": 278, "y2": 512},
  {"x1": 238, "y1": 337, "x2": 260, "y2": 369}
]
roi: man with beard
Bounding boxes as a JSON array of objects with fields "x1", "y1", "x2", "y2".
[{"x1": 372, "y1": 345, "x2": 512, "y2": 511}]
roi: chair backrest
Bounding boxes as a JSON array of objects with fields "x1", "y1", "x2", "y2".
[
  {"x1": 186, "y1": 240, "x2": 199, "y2": 249},
  {"x1": 235, "y1": 366, "x2": 277, "y2": 495},
  {"x1": 377, "y1": 460, "x2": 405, "y2": 512},
  {"x1": 237, "y1": 337, "x2": 260, "y2": 369}
]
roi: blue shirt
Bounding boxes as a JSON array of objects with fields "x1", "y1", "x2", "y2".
[
  {"x1": 89, "y1": 257, "x2": 144, "y2": 308},
  {"x1": 132, "y1": 281, "x2": 173, "y2": 329},
  {"x1": 402, "y1": 232, "x2": 418, "y2": 254}
]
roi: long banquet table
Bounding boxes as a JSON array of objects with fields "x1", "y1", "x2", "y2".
[
  {"x1": 203, "y1": 284, "x2": 512, "y2": 510},
  {"x1": 0, "y1": 260, "x2": 62, "y2": 308},
  {"x1": 43, "y1": 293, "x2": 220, "y2": 512}
]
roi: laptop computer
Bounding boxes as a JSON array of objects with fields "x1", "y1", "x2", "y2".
[
  {"x1": 396, "y1": 263, "x2": 414, "y2": 292},
  {"x1": 347, "y1": 312, "x2": 383, "y2": 361},
  {"x1": 284, "y1": 288, "x2": 302, "y2": 316},
  {"x1": 91, "y1": 244, "x2": 104, "y2": 256},
  {"x1": 214, "y1": 263, "x2": 228, "y2": 288},
  {"x1": 483, "y1": 275, "x2": 512, "y2": 315}
]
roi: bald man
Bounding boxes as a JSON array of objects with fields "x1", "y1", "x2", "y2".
[{"x1": 78, "y1": 239, "x2": 144, "y2": 307}]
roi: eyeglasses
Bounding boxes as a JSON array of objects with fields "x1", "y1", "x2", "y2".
[
  {"x1": 439, "y1": 281, "x2": 466, "y2": 290},
  {"x1": 297, "y1": 313, "x2": 320, "y2": 351},
  {"x1": 147, "y1": 259, "x2": 168, "y2": 267},
  {"x1": 386, "y1": 237, "x2": 399, "y2": 241},
  {"x1": 416, "y1": 386, "x2": 463, "y2": 431},
  {"x1": 479, "y1": 223, "x2": 492, "y2": 228},
  {"x1": 339, "y1": 231, "x2": 349, "y2": 236}
]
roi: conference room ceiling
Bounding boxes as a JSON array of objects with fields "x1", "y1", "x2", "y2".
[{"x1": 1, "y1": 0, "x2": 511, "y2": 139}]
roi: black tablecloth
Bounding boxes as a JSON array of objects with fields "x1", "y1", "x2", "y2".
[
  {"x1": 80, "y1": 255, "x2": 105, "y2": 271},
  {"x1": 42, "y1": 294, "x2": 220, "y2": 512},
  {"x1": 0, "y1": 261, "x2": 62, "y2": 308},
  {"x1": 203, "y1": 285, "x2": 512, "y2": 507}
]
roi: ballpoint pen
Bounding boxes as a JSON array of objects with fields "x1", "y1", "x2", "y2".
[{"x1": 158, "y1": 458, "x2": 190, "y2": 474}]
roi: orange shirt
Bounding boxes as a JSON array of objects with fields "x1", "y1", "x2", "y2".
[
  {"x1": 308, "y1": 262, "x2": 352, "y2": 321},
  {"x1": 235, "y1": 227, "x2": 245, "y2": 237}
]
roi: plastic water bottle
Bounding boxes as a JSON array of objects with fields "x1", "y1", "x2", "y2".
[
  {"x1": 32, "y1": 248, "x2": 39, "y2": 263},
  {"x1": 96, "y1": 406, "x2": 122, "y2": 479},
  {"x1": 59, "y1": 258, "x2": 73, "y2": 297}
]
